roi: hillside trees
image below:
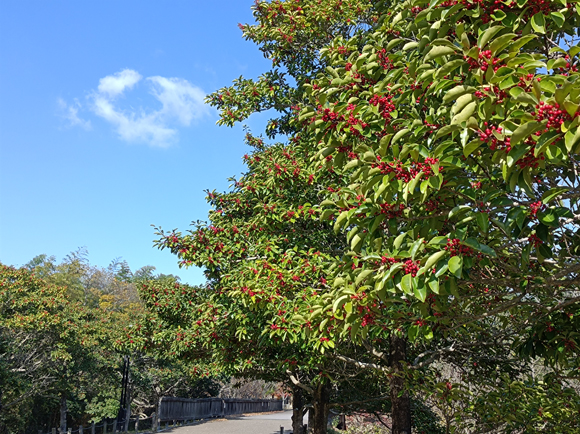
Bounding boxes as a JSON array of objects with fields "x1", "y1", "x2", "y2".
[{"x1": 0, "y1": 255, "x2": 201, "y2": 434}]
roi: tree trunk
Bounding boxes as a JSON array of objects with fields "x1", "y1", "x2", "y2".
[
  {"x1": 390, "y1": 334, "x2": 411, "y2": 434},
  {"x1": 310, "y1": 381, "x2": 330, "y2": 434},
  {"x1": 59, "y1": 394, "x2": 67, "y2": 434},
  {"x1": 291, "y1": 386, "x2": 305, "y2": 434}
]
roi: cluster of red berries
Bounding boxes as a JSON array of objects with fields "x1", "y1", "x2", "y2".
[
  {"x1": 361, "y1": 313, "x2": 375, "y2": 327},
  {"x1": 423, "y1": 121, "x2": 439, "y2": 137},
  {"x1": 369, "y1": 94, "x2": 395, "y2": 120},
  {"x1": 534, "y1": 102, "x2": 572, "y2": 130},
  {"x1": 377, "y1": 48, "x2": 394, "y2": 70},
  {"x1": 444, "y1": 238, "x2": 474, "y2": 257},
  {"x1": 334, "y1": 45, "x2": 350, "y2": 56},
  {"x1": 381, "y1": 256, "x2": 398, "y2": 265},
  {"x1": 528, "y1": 233, "x2": 543, "y2": 247},
  {"x1": 336, "y1": 145, "x2": 357, "y2": 160},
  {"x1": 517, "y1": 74, "x2": 536, "y2": 92},
  {"x1": 403, "y1": 259, "x2": 420, "y2": 277},
  {"x1": 373, "y1": 157, "x2": 439, "y2": 183},
  {"x1": 555, "y1": 55, "x2": 579, "y2": 76},
  {"x1": 414, "y1": 319, "x2": 427, "y2": 327},
  {"x1": 241, "y1": 286, "x2": 257, "y2": 297},
  {"x1": 530, "y1": 200, "x2": 544, "y2": 217},
  {"x1": 475, "y1": 85, "x2": 509, "y2": 103},
  {"x1": 379, "y1": 202, "x2": 405, "y2": 218},
  {"x1": 478, "y1": 124, "x2": 511, "y2": 152},
  {"x1": 425, "y1": 199, "x2": 441, "y2": 212},
  {"x1": 319, "y1": 106, "x2": 345, "y2": 126},
  {"x1": 465, "y1": 50, "x2": 502, "y2": 72},
  {"x1": 347, "y1": 113, "x2": 369, "y2": 138},
  {"x1": 516, "y1": 148, "x2": 544, "y2": 169}
]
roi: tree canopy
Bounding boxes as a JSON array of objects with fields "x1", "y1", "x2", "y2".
[{"x1": 154, "y1": 0, "x2": 580, "y2": 432}]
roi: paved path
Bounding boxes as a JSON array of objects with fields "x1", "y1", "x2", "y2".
[{"x1": 164, "y1": 411, "x2": 300, "y2": 434}]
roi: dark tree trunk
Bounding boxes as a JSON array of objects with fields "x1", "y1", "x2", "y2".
[
  {"x1": 310, "y1": 381, "x2": 330, "y2": 434},
  {"x1": 292, "y1": 386, "x2": 305, "y2": 434},
  {"x1": 390, "y1": 334, "x2": 411, "y2": 434},
  {"x1": 59, "y1": 394, "x2": 67, "y2": 434}
]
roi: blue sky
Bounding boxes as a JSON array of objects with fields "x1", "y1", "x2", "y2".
[{"x1": 0, "y1": 1, "x2": 272, "y2": 284}]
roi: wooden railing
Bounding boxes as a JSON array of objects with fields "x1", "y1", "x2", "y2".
[
  {"x1": 41, "y1": 398, "x2": 283, "y2": 433},
  {"x1": 158, "y1": 397, "x2": 283, "y2": 422}
]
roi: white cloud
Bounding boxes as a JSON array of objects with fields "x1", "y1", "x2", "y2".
[
  {"x1": 57, "y1": 98, "x2": 92, "y2": 130},
  {"x1": 148, "y1": 76, "x2": 208, "y2": 125},
  {"x1": 59, "y1": 69, "x2": 209, "y2": 147},
  {"x1": 97, "y1": 69, "x2": 142, "y2": 98}
]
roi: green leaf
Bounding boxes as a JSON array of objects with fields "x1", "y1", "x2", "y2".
[
  {"x1": 510, "y1": 121, "x2": 543, "y2": 147},
  {"x1": 424, "y1": 46, "x2": 457, "y2": 62},
  {"x1": 477, "y1": 243, "x2": 497, "y2": 258},
  {"x1": 424, "y1": 250, "x2": 447, "y2": 271},
  {"x1": 463, "y1": 139, "x2": 482, "y2": 157},
  {"x1": 334, "y1": 211, "x2": 349, "y2": 232},
  {"x1": 394, "y1": 233, "x2": 407, "y2": 249},
  {"x1": 355, "y1": 269, "x2": 373, "y2": 286},
  {"x1": 550, "y1": 11, "x2": 565, "y2": 27},
  {"x1": 537, "y1": 209, "x2": 559, "y2": 228},
  {"x1": 428, "y1": 279, "x2": 440, "y2": 294},
  {"x1": 435, "y1": 59, "x2": 467, "y2": 79},
  {"x1": 401, "y1": 274, "x2": 413, "y2": 294},
  {"x1": 448, "y1": 256, "x2": 463, "y2": 278},
  {"x1": 541, "y1": 187, "x2": 569, "y2": 204},
  {"x1": 408, "y1": 324, "x2": 419, "y2": 342},
  {"x1": 414, "y1": 283, "x2": 427, "y2": 302},
  {"x1": 344, "y1": 301, "x2": 353, "y2": 314},
  {"x1": 434, "y1": 125, "x2": 460, "y2": 140},
  {"x1": 531, "y1": 12, "x2": 546, "y2": 34},
  {"x1": 478, "y1": 26, "x2": 504, "y2": 49},
  {"x1": 443, "y1": 85, "x2": 475, "y2": 103},
  {"x1": 451, "y1": 101, "x2": 476, "y2": 125},
  {"x1": 392, "y1": 128, "x2": 411, "y2": 144},
  {"x1": 351, "y1": 233, "x2": 364, "y2": 252},
  {"x1": 489, "y1": 33, "x2": 517, "y2": 55},
  {"x1": 476, "y1": 212, "x2": 489, "y2": 234},
  {"x1": 564, "y1": 128, "x2": 580, "y2": 153},
  {"x1": 332, "y1": 295, "x2": 349, "y2": 312}
]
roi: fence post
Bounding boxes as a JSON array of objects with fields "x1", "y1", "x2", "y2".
[
  {"x1": 79, "y1": 426, "x2": 84, "y2": 434},
  {"x1": 67, "y1": 429, "x2": 71, "y2": 434},
  {"x1": 151, "y1": 412, "x2": 157, "y2": 432},
  {"x1": 103, "y1": 420, "x2": 107, "y2": 434},
  {"x1": 91, "y1": 423, "x2": 95, "y2": 434},
  {"x1": 135, "y1": 416, "x2": 139, "y2": 434},
  {"x1": 113, "y1": 420, "x2": 118, "y2": 434},
  {"x1": 52, "y1": 429, "x2": 56, "y2": 434}
]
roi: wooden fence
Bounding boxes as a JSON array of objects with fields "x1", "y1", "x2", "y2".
[
  {"x1": 158, "y1": 397, "x2": 283, "y2": 422},
  {"x1": 42, "y1": 398, "x2": 283, "y2": 434}
]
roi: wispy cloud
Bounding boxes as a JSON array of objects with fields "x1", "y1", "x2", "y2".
[
  {"x1": 97, "y1": 69, "x2": 142, "y2": 98},
  {"x1": 57, "y1": 98, "x2": 92, "y2": 130},
  {"x1": 59, "y1": 69, "x2": 209, "y2": 147}
]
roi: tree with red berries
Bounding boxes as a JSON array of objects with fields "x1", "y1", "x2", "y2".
[
  {"x1": 288, "y1": 0, "x2": 580, "y2": 431},
  {"x1": 153, "y1": 0, "x2": 580, "y2": 432}
]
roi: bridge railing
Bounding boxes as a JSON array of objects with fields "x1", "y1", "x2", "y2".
[{"x1": 158, "y1": 397, "x2": 283, "y2": 422}]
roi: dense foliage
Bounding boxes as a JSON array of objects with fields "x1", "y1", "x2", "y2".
[{"x1": 155, "y1": 0, "x2": 580, "y2": 432}]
